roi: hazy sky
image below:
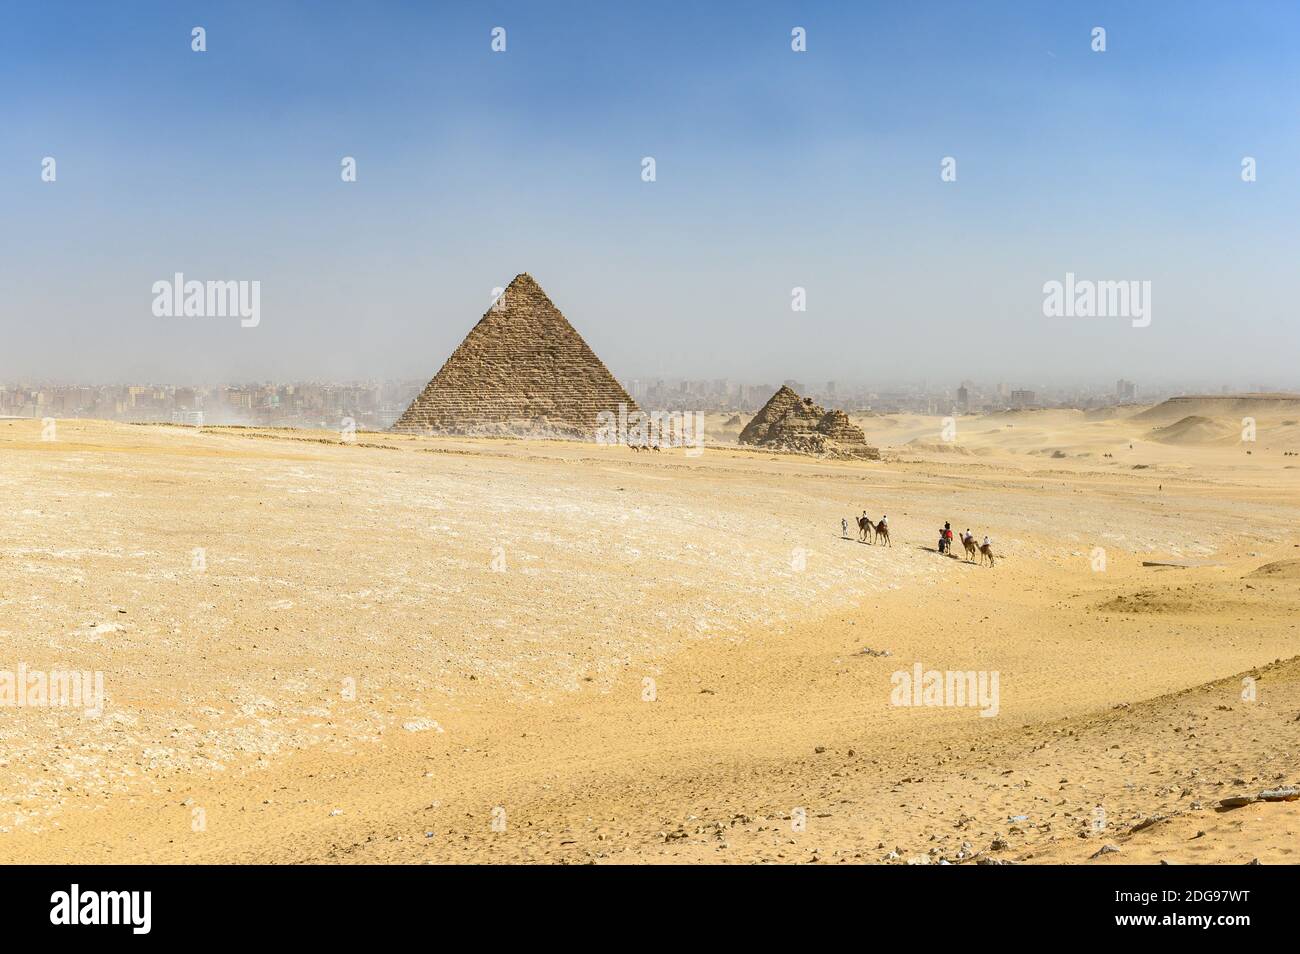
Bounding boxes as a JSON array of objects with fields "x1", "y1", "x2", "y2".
[{"x1": 2, "y1": 1, "x2": 1298, "y2": 389}]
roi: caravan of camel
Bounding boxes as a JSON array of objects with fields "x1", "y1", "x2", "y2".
[
  {"x1": 850, "y1": 513, "x2": 996, "y2": 566},
  {"x1": 625, "y1": 432, "x2": 997, "y2": 565}
]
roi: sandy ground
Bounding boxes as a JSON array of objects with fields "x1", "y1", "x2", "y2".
[{"x1": 0, "y1": 400, "x2": 1297, "y2": 864}]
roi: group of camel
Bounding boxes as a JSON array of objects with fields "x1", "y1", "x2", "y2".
[
  {"x1": 855, "y1": 515, "x2": 891, "y2": 547},
  {"x1": 958, "y1": 532, "x2": 996, "y2": 566},
  {"x1": 852, "y1": 515, "x2": 995, "y2": 566}
]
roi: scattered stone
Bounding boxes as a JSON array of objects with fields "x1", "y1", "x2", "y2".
[
  {"x1": 1218, "y1": 795, "x2": 1257, "y2": 809},
  {"x1": 402, "y1": 718, "x2": 445, "y2": 733},
  {"x1": 1258, "y1": 787, "x2": 1299, "y2": 802},
  {"x1": 1091, "y1": 844, "x2": 1120, "y2": 859}
]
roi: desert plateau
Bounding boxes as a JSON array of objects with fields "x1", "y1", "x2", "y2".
[{"x1": 2, "y1": 396, "x2": 1296, "y2": 865}]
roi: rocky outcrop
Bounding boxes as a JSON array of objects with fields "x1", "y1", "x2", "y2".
[
  {"x1": 392, "y1": 273, "x2": 639, "y2": 439},
  {"x1": 739, "y1": 386, "x2": 879, "y2": 459}
]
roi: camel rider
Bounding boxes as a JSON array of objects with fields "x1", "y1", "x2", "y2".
[
  {"x1": 881, "y1": 514, "x2": 888, "y2": 528},
  {"x1": 983, "y1": 535, "x2": 991, "y2": 549}
]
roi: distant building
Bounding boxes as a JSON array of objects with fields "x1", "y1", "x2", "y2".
[
  {"x1": 956, "y1": 385, "x2": 969, "y2": 411},
  {"x1": 1010, "y1": 389, "x2": 1036, "y2": 408},
  {"x1": 1116, "y1": 379, "x2": 1137, "y2": 402}
]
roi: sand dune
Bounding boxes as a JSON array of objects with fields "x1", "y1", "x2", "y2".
[
  {"x1": 1147, "y1": 415, "x2": 1237, "y2": 446},
  {"x1": 1246, "y1": 559, "x2": 1300, "y2": 581},
  {"x1": 0, "y1": 413, "x2": 1296, "y2": 864},
  {"x1": 1134, "y1": 393, "x2": 1300, "y2": 422}
]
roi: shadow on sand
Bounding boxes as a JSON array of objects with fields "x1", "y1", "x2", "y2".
[{"x1": 915, "y1": 544, "x2": 976, "y2": 563}]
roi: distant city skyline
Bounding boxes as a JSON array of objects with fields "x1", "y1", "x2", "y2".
[
  {"x1": 7, "y1": 374, "x2": 1292, "y2": 434},
  {"x1": 3, "y1": 2, "x2": 1298, "y2": 387}
]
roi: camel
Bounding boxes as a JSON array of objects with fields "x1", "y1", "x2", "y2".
[
  {"x1": 979, "y1": 542, "x2": 995, "y2": 566},
  {"x1": 857, "y1": 516, "x2": 873, "y2": 543},
  {"x1": 873, "y1": 520, "x2": 891, "y2": 547},
  {"x1": 962, "y1": 535, "x2": 979, "y2": 562}
]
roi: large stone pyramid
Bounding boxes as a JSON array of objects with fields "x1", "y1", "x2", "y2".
[
  {"x1": 392, "y1": 273, "x2": 640, "y2": 439},
  {"x1": 739, "y1": 385, "x2": 878, "y2": 458}
]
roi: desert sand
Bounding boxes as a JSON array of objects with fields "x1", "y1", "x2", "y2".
[{"x1": 1, "y1": 398, "x2": 1297, "y2": 864}]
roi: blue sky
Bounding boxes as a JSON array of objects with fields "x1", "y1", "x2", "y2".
[{"x1": 1, "y1": 1, "x2": 1297, "y2": 388}]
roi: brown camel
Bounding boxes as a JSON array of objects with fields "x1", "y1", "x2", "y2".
[
  {"x1": 857, "y1": 515, "x2": 873, "y2": 543},
  {"x1": 873, "y1": 520, "x2": 891, "y2": 547},
  {"x1": 962, "y1": 536, "x2": 979, "y2": 561},
  {"x1": 979, "y1": 542, "x2": 995, "y2": 566}
]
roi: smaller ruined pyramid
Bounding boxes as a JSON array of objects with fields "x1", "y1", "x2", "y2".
[
  {"x1": 392, "y1": 274, "x2": 640, "y2": 439},
  {"x1": 738, "y1": 386, "x2": 822, "y2": 444},
  {"x1": 739, "y1": 385, "x2": 878, "y2": 458}
]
